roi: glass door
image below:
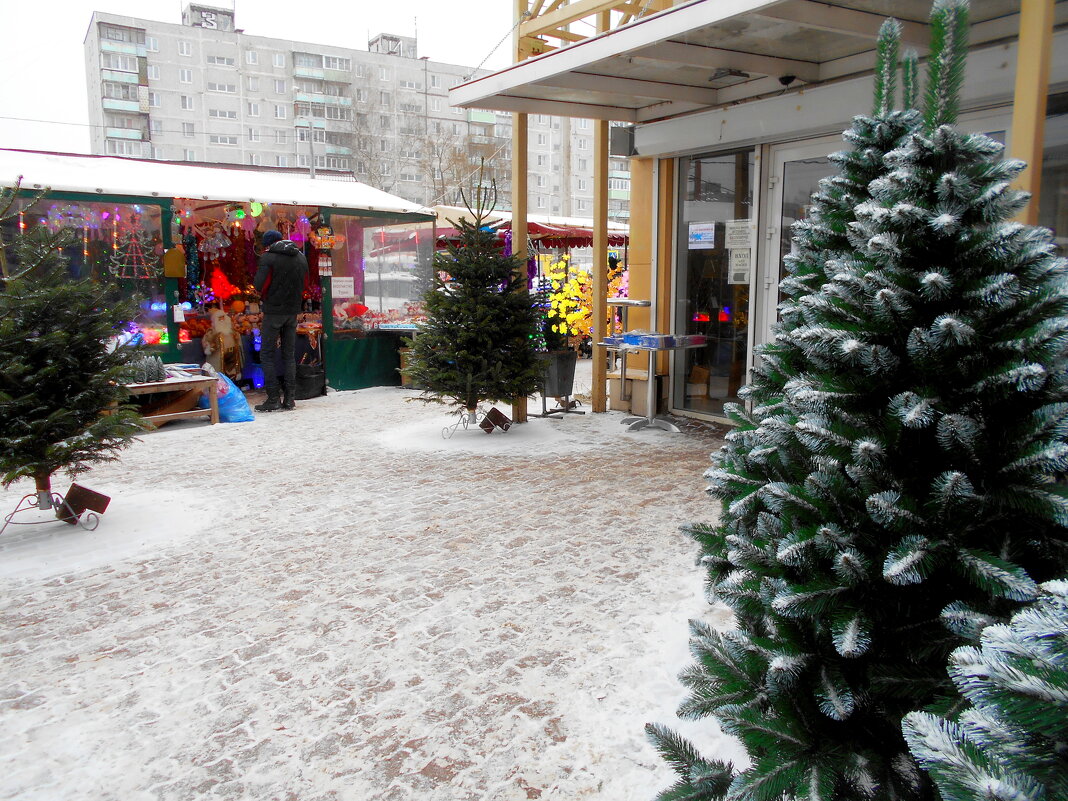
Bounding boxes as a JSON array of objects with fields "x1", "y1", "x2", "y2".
[{"x1": 672, "y1": 149, "x2": 755, "y2": 417}]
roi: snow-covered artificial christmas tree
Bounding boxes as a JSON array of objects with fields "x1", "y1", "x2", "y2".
[
  {"x1": 902, "y1": 579, "x2": 1068, "y2": 801},
  {"x1": 649, "y1": 2, "x2": 1068, "y2": 799},
  {"x1": 402, "y1": 185, "x2": 542, "y2": 417},
  {"x1": 0, "y1": 225, "x2": 144, "y2": 503}
]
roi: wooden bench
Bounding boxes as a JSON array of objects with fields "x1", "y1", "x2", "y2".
[{"x1": 125, "y1": 375, "x2": 219, "y2": 428}]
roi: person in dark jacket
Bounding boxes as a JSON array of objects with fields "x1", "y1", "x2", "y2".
[{"x1": 253, "y1": 229, "x2": 309, "y2": 411}]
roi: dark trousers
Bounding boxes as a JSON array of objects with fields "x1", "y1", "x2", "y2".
[{"x1": 260, "y1": 313, "x2": 297, "y2": 397}]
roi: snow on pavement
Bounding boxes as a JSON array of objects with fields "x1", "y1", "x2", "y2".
[{"x1": 0, "y1": 380, "x2": 746, "y2": 800}]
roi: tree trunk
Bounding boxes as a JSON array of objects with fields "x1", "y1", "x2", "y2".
[{"x1": 34, "y1": 472, "x2": 53, "y2": 510}]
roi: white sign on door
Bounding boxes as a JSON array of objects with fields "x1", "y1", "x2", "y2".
[
  {"x1": 728, "y1": 249, "x2": 752, "y2": 285},
  {"x1": 725, "y1": 219, "x2": 752, "y2": 250},
  {"x1": 331, "y1": 277, "x2": 355, "y2": 298}
]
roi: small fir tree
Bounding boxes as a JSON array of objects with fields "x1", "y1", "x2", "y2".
[
  {"x1": 0, "y1": 224, "x2": 144, "y2": 502},
  {"x1": 902, "y1": 579, "x2": 1068, "y2": 801},
  {"x1": 649, "y1": 2, "x2": 1068, "y2": 799},
  {"x1": 403, "y1": 185, "x2": 542, "y2": 415}
]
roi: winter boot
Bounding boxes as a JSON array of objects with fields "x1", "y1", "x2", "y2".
[
  {"x1": 255, "y1": 388, "x2": 283, "y2": 413},
  {"x1": 281, "y1": 380, "x2": 295, "y2": 411}
]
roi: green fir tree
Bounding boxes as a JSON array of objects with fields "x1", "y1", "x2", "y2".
[
  {"x1": 403, "y1": 186, "x2": 542, "y2": 414},
  {"x1": 0, "y1": 224, "x2": 144, "y2": 500},
  {"x1": 649, "y1": 2, "x2": 1068, "y2": 799},
  {"x1": 903, "y1": 579, "x2": 1068, "y2": 801}
]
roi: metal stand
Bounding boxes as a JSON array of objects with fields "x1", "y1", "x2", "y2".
[
  {"x1": 442, "y1": 406, "x2": 485, "y2": 439},
  {"x1": 532, "y1": 391, "x2": 585, "y2": 418},
  {"x1": 0, "y1": 492, "x2": 101, "y2": 537}
]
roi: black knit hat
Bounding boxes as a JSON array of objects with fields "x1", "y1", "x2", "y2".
[{"x1": 262, "y1": 230, "x2": 283, "y2": 247}]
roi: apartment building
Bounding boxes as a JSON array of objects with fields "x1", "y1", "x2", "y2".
[{"x1": 83, "y1": 3, "x2": 630, "y2": 219}]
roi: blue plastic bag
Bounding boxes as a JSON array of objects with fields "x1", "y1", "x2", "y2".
[{"x1": 198, "y1": 373, "x2": 254, "y2": 423}]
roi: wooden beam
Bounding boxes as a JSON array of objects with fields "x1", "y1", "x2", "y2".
[
  {"x1": 633, "y1": 39, "x2": 820, "y2": 83},
  {"x1": 755, "y1": 0, "x2": 929, "y2": 47},
  {"x1": 1010, "y1": 0, "x2": 1055, "y2": 225},
  {"x1": 539, "y1": 27, "x2": 587, "y2": 43},
  {"x1": 521, "y1": 0, "x2": 621, "y2": 39},
  {"x1": 539, "y1": 71, "x2": 719, "y2": 105},
  {"x1": 592, "y1": 9, "x2": 611, "y2": 413}
]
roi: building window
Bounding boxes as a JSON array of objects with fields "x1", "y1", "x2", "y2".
[
  {"x1": 379, "y1": 115, "x2": 391, "y2": 130},
  {"x1": 400, "y1": 79, "x2": 419, "y2": 89},
  {"x1": 536, "y1": 133, "x2": 547, "y2": 146},
  {"x1": 536, "y1": 196, "x2": 546, "y2": 209},
  {"x1": 209, "y1": 135, "x2": 239, "y2": 145},
  {"x1": 102, "y1": 82, "x2": 138, "y2": 101},
  {"x1": 102, "y1": 53, "x2": 137, "y2": 72},
  {"x1": 275, "y1": 105, "x2": 287, "y2": 119},
  {"x1": 106, "y1": 139, "x2": 145, "y2": 156},
  {"x1": 209, "y1": 108, "x2": 238, "y2": 119},
  {"x1": 179, "y1": 68, "x2": 193, "y2": 84},
  {"x1": 183, "y1": 148, "x2": 196, "y2": 161},
  {"x1": 246, "y1": 76, "x2": 259, "y2": 91},
  {"x1": 146, "y1": 65, "x2": 160, "y2": 80},
  {"x1": 323, "y1": 55, "x2": 350, "y2": 71},
  {"x1": 578, "y1": 158, "x2": 588, "y2": 171},
  {"x1": 536, "y1": 154, "x2": 547, "y2": 167},
  {"x1": 379, "y1": 66, "x2": 388, "y2": 81},
  {"x1": 379, "y1": 91, "x2": 390, "y2": 107},
  {"x1": 354, "y1": 88, "x2": 367, "y2": 103},
  {"x1": 145, "y1": 36, "x2": 159, "y2": 52},
  {"x1": 147, "y1": 91, "x2": 161, "y2": 107},
  {"x1": 430, "y1": 74, "x2": 441, "y2": 89},
  {"x1": 246, "y1": 50, "x2": 258, "y2": 65},
  {"x1": 149, "y1": 119, "x2": 163, "y2": 134},
  {"x1": 577, "y1": 138, "x2": 589, "y2": 150},
  {"x1": 274, "y1": 79, "x2": 286, "y2": 94},
  {"x1": 431, "y1": 98, "x2": 442, "y2": 112},
  {"x1": 276, "y1": 155, "x2": 289, "y2": 167},
  {"x1": 207, "y1": 82, "x2": 237, "y2": 94},
  {"x1": 275, "y1": 130, "x2": 287, "y2": 144},
  {"x1": 249, "y1": 153, "x2": 261, "y2": 166},
  {"x1": 248, "y1": 102, "x2": 260, "y2": 117},
  {"x1": 608, "y1": 178, "x2": 630, "y2": 190},
  {"x1": 325, "y1": 156, "x2": 349, "y2": 170},
  {"x1": 577, "y1": 199, "x2": 588, "y2": 212},
  {"x1": 400, "y1": 171, "x2": 421, "y2": 182},
  {"x1": 178, "y1": 41, "x2": 192, "y2": 57},
  {"x1": 182, "y1": 122, "x2": 195, "y2": 137},
  {"x1": 273, "y1": 53, "x2": 285, "y2": 68},
  {"x1": 578, "y1": 178, "x2": 588, "y2": 191},
  {"x1": 578, "y1": 118, "x2": 590, "y2": 129},
  {"x1": 180, "y1": 95, "x2": 195, "y2": 111},
  {"x1": 380, "y1": 139, "x2": 389, "y2": 152},
  {"x1": 206, "y1": 55, "x2": 235, "y2": 66},
  {"x1": 248, "y1": 128, "x2": 260, "y2": 142}
]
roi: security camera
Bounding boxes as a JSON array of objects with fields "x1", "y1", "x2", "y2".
[{"x1": 778, "y1": 75, "x2": 797, "y2": 87}]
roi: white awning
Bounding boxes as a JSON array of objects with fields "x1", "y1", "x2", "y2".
[
  {"x1": 0, "y1": 149, "x2": 435, "y2": 220},
  {"x1": 451, "y1": 0, "x2": 1065, "y2": 124}
]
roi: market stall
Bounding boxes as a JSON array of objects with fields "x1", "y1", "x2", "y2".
[{"x1": 0, "y1": 149, "x2": 435, "y2": 393}]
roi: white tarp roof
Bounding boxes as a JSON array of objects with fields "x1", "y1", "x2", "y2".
[{"x1": 0, "y1": 149, "x2": 435, "y2": 220}]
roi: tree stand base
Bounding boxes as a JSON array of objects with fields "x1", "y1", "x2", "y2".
[{"x1": 0, "y1": 490, "x2": 102, "y2": 537}]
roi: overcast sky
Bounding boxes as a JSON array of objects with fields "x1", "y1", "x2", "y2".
[{"x1": 0, "y1": 0, "x2": 516, "y2": 154}]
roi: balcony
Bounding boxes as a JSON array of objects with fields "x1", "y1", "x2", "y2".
[
  {"x1": 293, "y1": 66, "x2": 325, "y2": 80},
  {"x1": 325, "y1": 144, "x2": 352, "y2": 156},
  {"x1": 467, "y1": 110, "x2": 495, "y2": 124},
  {"x1": 100, "y1": 69, "x2": 139, "y2": 84},
  {"x1": 294, "y1": 93, "x2": 352, "y2": 107},
  {"x1": 323, "y1": 68, "x2": 351, "y2": 84},
  {"x1": 102, "y1": 98, "x2": 139, "y2": 113},
  {"x1": 100, "y1": 40, "x2": 145, "y2": 57},
  {"x1": 608, "y1": 189, "x2": 630, "y2": 200},
  {"x1": 106, "y1": 127, "x2": 143, "y2": 141}
]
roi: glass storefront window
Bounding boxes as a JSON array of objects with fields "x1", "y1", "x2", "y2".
[
  {"x1": 3, "y1": 198, "x2": 166, "y2": 330},
  {"x1": 1040, "y1": 111, "x2": 1068, "y2": 258},
  {"x1": 328, "y1": 215, "x2": 433, "y2": 336},
  {"x1": 673, "y1": 150, "x2": 754, "y2": 417}
]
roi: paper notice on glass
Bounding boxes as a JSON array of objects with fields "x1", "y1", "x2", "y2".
[
  {"x1": 331, "y1": 277, "x2": 355, "y2": 298},
  {"x1": 172, "y1": 304, "x2": 186, "y2": 323},
  {"x1": 728, "y1": 249, "x2": 752, "y2": 285},
  {"x1": 725, "y1": 220, "x2": 752, "y2": 250},
  {"x1": 687, "y1": 221, "x2": 716, "y2": 250}
]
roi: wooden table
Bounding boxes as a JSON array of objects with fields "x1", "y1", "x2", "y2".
[{"x1": 125, "y1": 376, "x2": 219, "y2": 428}]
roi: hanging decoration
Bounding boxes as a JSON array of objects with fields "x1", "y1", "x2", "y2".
[{"x1": 109, "y1": 213, "x2": 160, "y2": 280}]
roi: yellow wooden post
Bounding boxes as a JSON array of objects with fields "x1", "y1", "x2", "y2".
[
  {"x1": 1009, "y1": 0, "x2": 1054, "y2": 225},
  {"x1": 511, "y1": 0, "x2": 530, "y2": 423},
  {"x1": 591, "y1": 10, "x2": 611, "y2": 413}
]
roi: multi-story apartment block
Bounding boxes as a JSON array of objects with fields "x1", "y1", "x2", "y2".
[{"x1": 83, "y1": 3, "x2": 629, "y2": 220}]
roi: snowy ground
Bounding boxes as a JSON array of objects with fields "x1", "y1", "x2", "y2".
[{"x1": 0, "y1": 360, "x2": 746, "y2": 801}]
